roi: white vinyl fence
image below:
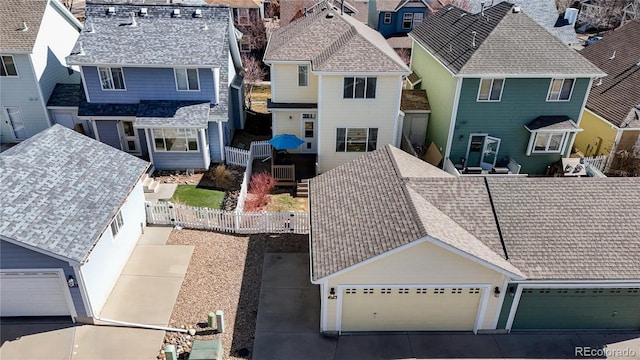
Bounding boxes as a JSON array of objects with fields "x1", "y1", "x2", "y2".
[
  {"x1": 583, "y1": 155, "x2": 607, "y2": 172},
  {"x1": 145, "y1": 202, "x2": 309, "y2": 234},
  {"x1": 224, "y1": 141, "x2": 271, "y2": 213}
]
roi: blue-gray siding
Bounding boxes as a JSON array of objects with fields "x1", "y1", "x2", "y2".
[
  {"x1": 137, "y1": 128, "x2": 148, "y2": 157},
  {"x1": 95, "y1": 120, "x2": 121, "y2": 149},
  {"x1": 451, "y1": 77, "x2": 590, "y2": 175},
  {"x1": 230, "y1": 85, "x2": 244, "y2": 129},
  {"x1": 208, "y1": 122, "x2": 222, "y2": 162},
  {"x1": 82, "y1": 66, "x2": 216, "y2": 104},
  {"x1": 378, "y1": 7, "x2": 428, "y2": 37},
  {"x1": 0, "y1": 240, "x2": 86, "y2": 317}
]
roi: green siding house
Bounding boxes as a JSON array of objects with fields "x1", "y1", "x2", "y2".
[{"x1": 408, "y1": 2, "x2": 605, "y2": 175}]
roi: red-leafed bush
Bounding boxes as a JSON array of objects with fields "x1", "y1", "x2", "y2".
[{"x1": 245, "y1": 172, "x2": 276, "y2": 211}]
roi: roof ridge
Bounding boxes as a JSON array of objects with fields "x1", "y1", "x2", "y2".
[{"x1": 312, "y1": 24, "x2": 357, "y2": 68}]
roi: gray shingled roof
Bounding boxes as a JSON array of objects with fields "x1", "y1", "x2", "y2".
[
  {"x1": 410, "y1": 2, "x2": 604, "y2": 76},
  {"x1": 66, "y1": 2, "x2": 231, "y2": 66},
  {"x1": 525, "y1": 115, "x2": 580, "y2": 131},
  {"x1": 0, "y1": 125, "x2": 149, "y2": 263},
  {"x1": 135, "y1": 101, "x2": 210, "y2": 128},
  {"x1": 264, "y1": 2, "x2": 409, "y2": 73},
  {"x1": 467, "y1": 0, "x2": 579, "y2": 45},
  {"x1": 47, "y1": 83, "x2": 82, "y2": 107},
  {"x1": 580, "y1": 21, "x2": 640, "y2": 128},
  {"x1": 487, "y1": 177, "x2": 640, "y2": 280},
  {"x1": 310, "y1": 145, "x2": 521, "y2": 281}
]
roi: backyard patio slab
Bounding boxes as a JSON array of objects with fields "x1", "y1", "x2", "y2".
[
  {"x1": 137, "y1": 226, "x2": 173, "y2": 245},
  {"x1": 71, "y1": 325, "x2": 164, "y2": 360},
  {"x1": 144, "y1": 183, "x2": 177, "y2": 202}
]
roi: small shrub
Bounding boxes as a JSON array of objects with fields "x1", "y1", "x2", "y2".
[
  {"x1": 245, "y1": 172, "x2": 276, "y2": 211},
  {"x1": 213, "y1": 165, "x2": 234, "y2": 190}
]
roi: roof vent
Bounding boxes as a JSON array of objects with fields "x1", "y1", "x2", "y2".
[
  {"x1": 326, "y1": 11, "x2": 334, "y2": 18},
  {"x1": 635, "y1": 104, "x2": 640, "y2": 110},
  {"x1": 130, "y1": 12, "x2": 137, "y2": 27},
  {"x1": 609, "y1": 50, "x2": 616, "y2": 60},
  {"x1": 471, "y1": 31, "x2": 477, "y2": 48},
  {"x1": 140, "y1": 7, "x2": 148, "y2": 17},
  {"x1": 172, "y1": 9, "x2": 181, "y2": 17},
  {"x1": 21, "y1": 21, "x2": 29, "y2": 32},
  {"x1": 512, "y1": 6, "x2": 521, "y2": 13},
  {"x1": 88, "y1": 23, "x2": 95, "y2": 33},
  {"x1": 595, "y1": 78, "x2": 603, "y2": 86},
  {"x1": 107, "y1": 6, "x2": 116, "y2": 15},
  {"x1": 78, "y1": 41, "x2": 85, "y2": 56},
  {"x1": 636, "y1": 59, "x2": 640, "y2": 66},
  {"x1": 194, "y1": 9, "x2": 202, "y2": 18}
]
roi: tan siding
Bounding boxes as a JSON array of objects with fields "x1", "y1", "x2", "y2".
[
  {"x1": 323, "y1": 241, "x2": 505, "y2": 331},
  {"x1": 271, "y1": 63, "x2": 318, "y2": 103},
  {"x1": 272, "y1": 110, "x2": 317, "y2": 153},
  {"x1": 318, "y1": 74, "x2": 402, "y2": 172}
]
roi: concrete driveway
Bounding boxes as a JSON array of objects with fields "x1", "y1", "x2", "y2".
[
  {"x1": 252, "y1": 253, "x2": 640, "y2": 360},
  {"x1": 0, "y1": 226, "x2": 192, "y2": 360}
]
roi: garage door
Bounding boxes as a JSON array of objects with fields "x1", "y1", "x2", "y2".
[
  {"x1": 0, "y1": 272, "x2": 72, "y2": 317},
  {"x1": 341, "y1": 287, "x2": 482, "y2": 332},
  {"x1": 512, "y1": 288, "x2": 640, "y2": 330}
]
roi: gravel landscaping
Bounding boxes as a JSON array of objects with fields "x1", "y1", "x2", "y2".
[{"x1": 161, "y1": 229, "x2": 308, "y2": 359}]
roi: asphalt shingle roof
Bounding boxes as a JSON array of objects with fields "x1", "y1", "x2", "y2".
[
  {"x1": 47, "y1": 83, "x2": 82, "y2": 107},
  {"x1": 310, "y1": 145, "x2": 521, "y2": 281},
  {"x1": 66, "y1": 2, "x2": 231, "y2": 66},
  {"x1": 580, "y1": 21, "x2": 640, "y2": 128},
  {"x1": 487, "y1": 177, "x2": 640, "y2": 280},
  {"x1": 467, "y1": 0, "x2": 579, "y2": 44},
  {"x1": 0, "y1": 125, "x2": 149, "y2": 263},
  {"x1": 400, "y1": 89, "x2": 430, "y2": 111},
  {"x1": 525, "y1": 115, "x2": 580, "y2": 131},
  {"x1": 0, "y1": 0, "x2": 47, "y2": 52},
  {"x1": 311, "y1": 145, "x2": 640, "y2": 281},
  {"x1": 135, "y1": 101, "x2": 211, "y2": 128},
  {"x1": 265, "y1": 1, "x2": 409, "y2": 73},
  {"x1": 410, "y1": 1, "x2": 604, "y2": 76}
]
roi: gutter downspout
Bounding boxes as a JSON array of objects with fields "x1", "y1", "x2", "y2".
[{"x1": 94, "y1": 317, "x2": 188, "y2": 333}]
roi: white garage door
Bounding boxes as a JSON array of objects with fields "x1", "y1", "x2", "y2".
[
  {"x1": 0, "y1": 272, "x2": 72, "y2": 317},
  {"x1": 341, "y1": 287, "x2": 483, "y2": 332}
]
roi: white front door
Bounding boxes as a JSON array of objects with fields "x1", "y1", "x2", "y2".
[
  {"x1": 4, "y1": 107, "x2": 27, "y2": 141},
  {"x1": 481, "y1": 136, "x2": 501, "y2": 169},
  {"x1": 301, "y1": 113, "x2": 317, "y2": 153},
  {"x1": 466, "y1": 134, "x2": 501, "y2": 170},
  {"x1": 119, "y1": 120, "x2": 140, "y2": 154}
]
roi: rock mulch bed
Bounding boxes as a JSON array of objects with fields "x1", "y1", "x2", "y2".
[{"x1": 159, "y1": 229, "x2": 308, "y2": 359}]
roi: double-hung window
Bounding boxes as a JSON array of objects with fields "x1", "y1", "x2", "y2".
[
  {"x1": 1, "y1": 55, "x2": 18, "y2": 76},
  {"x1": 298, "y1": 65, "x2": 308, "y2": 87},
  {"x1": 236, "y1": 8, "x2": 250, "y2": 25},
  {"x1": 240, "y1": 37, "x2": 251, "y2": 52},
  {"x1": 383, "y1": 12, "x2": 392, "y2": 24},
  {"x1": 175, "y1": 68, "x2": 200, "y2": 91},
  {"x1": 477, "y1": 78, "x2": 504, "y2": 101},
  {"x1": 110, "y1": 210, "x2": 124, "y2": 238},
  {"x1": 153, "y1": 128, "x2": 199, "y2": 152},
  {"x1": 336, "y1": 128, "x2": 378, "y2": 152},
  {"x1": 412, "y1": 12, "x2": 424, "y2": 28},
  {"x1": 547, "y1": 78, "x2": 574, "y2": 101},
  {"x1": 98, "y1": 67, "x2": 125, "y2": 90},
  {"x1": 343, "y1": 77, "x2": 376, "y2": 99},
  {"x1": 402, "y1": 13, "x2": 413, "y2": 29}
]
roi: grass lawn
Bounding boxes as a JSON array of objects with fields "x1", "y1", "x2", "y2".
[
  {"x1": 171, "y1": 185, "x2": 225, "y2": 209},
  {"x1": 265, "y1": 194, "x2": 308, "y2": 212},
  {"x1": 248, "y1": 85, "x2": 270, "y2": 114}
]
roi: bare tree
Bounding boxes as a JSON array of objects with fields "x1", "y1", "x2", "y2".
[
  {"x1": 579, "y1": 0, "x2": 629, "y2": 30},
  {"x1": 241, "y1": 54, "x2": 267, "y2": 109},
  {"x1": 555, "y1": 0, "x2": 574, "y2": 13},
  {"x1": 396, "y1": 49, "x2": 411, "y2": 66},
  {"x1": 432, "y1": 0, "x2": 471, "y2": 12},
  {"x1": 61, "y1": 0, "x2": 74, "y2": 11},
  {"x1": 236, "y1": 11, "x2": 268, "y2": 53},
  {"x1": 266, "y1": 0, "x2": 280, "y2": 18}
]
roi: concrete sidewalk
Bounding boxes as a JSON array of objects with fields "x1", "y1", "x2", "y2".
[
  {"x1": 252, "y1": 253, "x2": 640, "y2": 360},
  {"x1": 1, "y1": 226, "x2": 192, "y2": 360}
]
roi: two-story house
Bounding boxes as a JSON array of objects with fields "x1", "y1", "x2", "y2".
[
  {"x1": 368, "y1": 0, "x2": 430, "y2": 37},
  {"x1": 264, "y1": 1, "x2": 410, "y2": 173},
  {"x1": 574, "y1": 20, "x2": 640, "y2": 176},
  {"x1": 205, "y1": 0, "x2": 264, "y2": 52},
  {"x1": 0, "y1": 0, "x2": 82, "y2": 146},
  {"x1": 65, "y1": 2, "x2": 244, "y2": 171},
  {"x1": 408, "y1": 2, "x2": 604, "y2": 175}
]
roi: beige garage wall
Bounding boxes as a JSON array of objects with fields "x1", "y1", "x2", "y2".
[{"x1": 322, "y1": 240, "x2": 507, "y2": 331}]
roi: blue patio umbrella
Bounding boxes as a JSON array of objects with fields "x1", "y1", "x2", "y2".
[{"x1": 268, "y1": 134, "x2": 304, "y2": 150}]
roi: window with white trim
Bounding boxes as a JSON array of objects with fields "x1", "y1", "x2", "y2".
[
  {"x1": 98, "y1": 67, "x2": 125, "y2": 90},
  {"x1": 240, "y1": 36, "x2": 251, "y2": 52},
  {"x1": 174, "y1": 68, "x2": 200, "y2": 91},
  {"x1": 412, "y1": 12, "x2": 424, "y2": 28},
  {"x1": 343, "y1": 77, "x2": 376, "y2": 99},
  {"x1": 477, "y1": 78, "x2": 504, "y2": 101},
  {"x1": 153, "y1": 128, "x2": 199, "y2": 152},
  {"x1": 383, "y1": 12, "x2": 392, "y2": 24},
  {"x1": 110, "y1": 210, "x2": 124, "y2": 238},
  {"x1": 1, "y1": 55, "x2": 18, "y2": 76},
  {"x1": 531, "y1": 132, "x2": 567, "y2": 153},
  {"x1": 547, "y1": 78, "x2": 574, "y2": 101},
  {"x1": 236, "y1": 8, "x2": 250, "y2": 25},
  {"x1": 298, "y1": 65, "x2": 308, "y2": 87},
  {"x1": 402, "y1": 13, "x2": 413, "y2": 29},
  {"x1": 336, "y1": 128, "x2": 378, "y2": 152}
]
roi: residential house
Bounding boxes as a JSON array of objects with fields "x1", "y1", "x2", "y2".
[
  {"x1": 0, "y1": 0, "x2": 82, "y2": 145},
  {"x1": 368, "y1": 0, "x2": 430, "y2": 37},
  {"x1": 64, "y1": 2, "x2": 244, "y2": 171},
  {"x1": 408, "y1": 2, "x2": 604, "y2": 175},
  {"x1": 574, "y1": 20, "x2": 640, "y2": 176},
  {"x1": 467, "y1": 0, "x2": 580, "y2": 45},
  {"x1": 263, "y1": 1, "x2": 410, "y2": 173},
  {"x1": 205, "y1": 0, "x2": 263, "y2": 53},
  {"x1": 279, "y1": 0, "x2": 364, "y2": 26},
  {"x1": 0, "y1": 125, "x2": 149, "y2": 323},
  {"x1": 309, "y1": 145, "x2": 640, "y2": 334}
]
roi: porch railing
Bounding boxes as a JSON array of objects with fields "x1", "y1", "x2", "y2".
[{"x1": 272, "y1": 164, "x2": 295, "y2": 182}]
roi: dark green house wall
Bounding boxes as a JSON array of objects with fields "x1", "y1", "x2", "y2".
[{"x1": 450, "y1": 77, "x2": 590, "y2": 175}]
